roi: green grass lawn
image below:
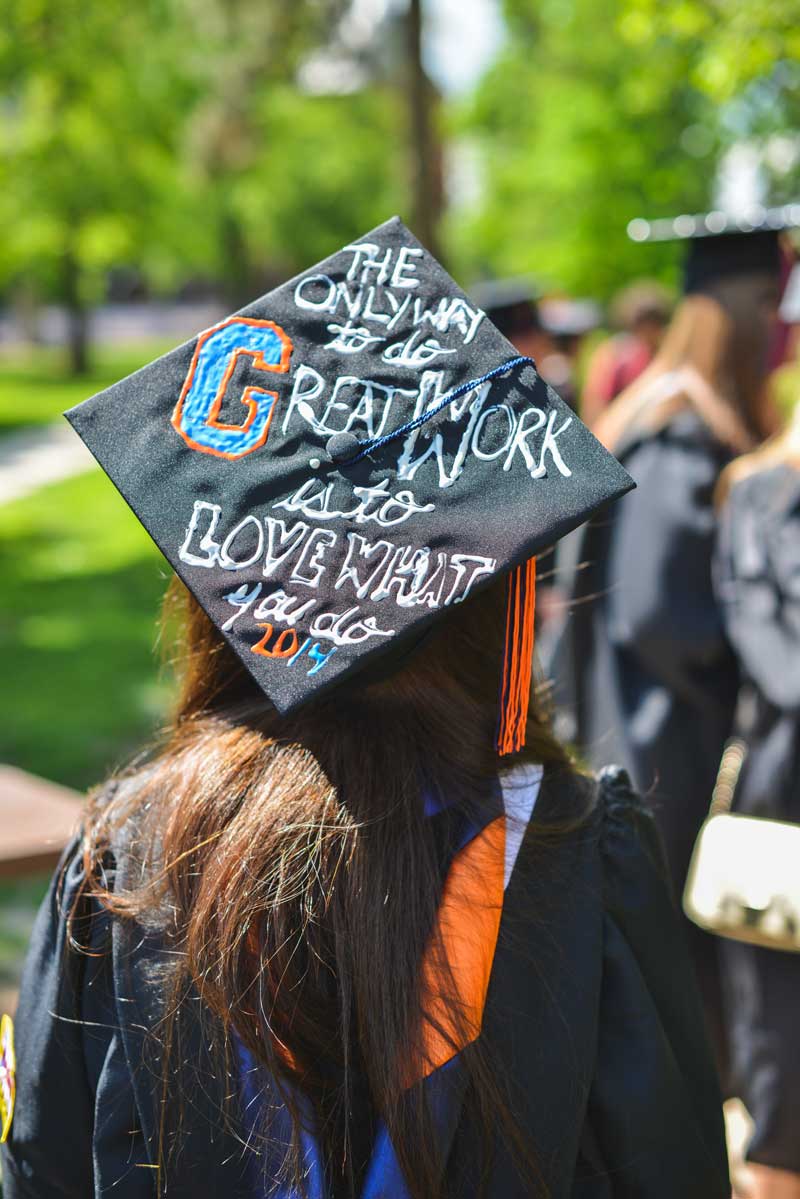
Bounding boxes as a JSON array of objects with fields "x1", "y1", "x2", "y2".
[
  {"x1": 0, "y1": 468, "x2": 174, "y2": 790},
  {"x1": 0, "y1": 341, "x2": 181, "y2": 788},
  {"x1": 0, "y1": 341, "x2": 175, "y2": 435},
  {"x1": 0, "y1": 361, "x2": 178, "y2": 1047},
  {"x1": 0, "y1": 874, "x2": 50, "y2": 989}
]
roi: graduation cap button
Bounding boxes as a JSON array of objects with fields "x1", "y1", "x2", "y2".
[{"x1": 326, "y1": 431, "x2": 362, "y2": 464}]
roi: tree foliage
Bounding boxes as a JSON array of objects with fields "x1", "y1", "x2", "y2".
[
  {"x1": 617, "y1": 0, "x2": 800, "y2": 204},
  {"x1": 618, "y1": 0, "x2": 800, "y2": 103},
  {"x1": 0, "y1": 0, "x2": 406, "y2": 368},
  {"x1": 449, "y1": 0, "x2": 718, "y2": 298},
  {"x1": 0, "y1": 0, "x2": 186, "y2": 304},
  {"x1": 3, "y1": 0, "x2": 799, "y2": 357},
  {"x1": 449, "y1": 0, "x2": 800, "y2": 300}
]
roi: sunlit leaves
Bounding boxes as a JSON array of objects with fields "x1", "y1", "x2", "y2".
[
  {"x1": 0, "y1": 0, "x2": 401, "y2": 313},
  {"x1": 451, "y1": 0, "x2": 712, "y2": 298},
  {"x1": 619, "y1": 0, "x2": 800, "y2": 101}
]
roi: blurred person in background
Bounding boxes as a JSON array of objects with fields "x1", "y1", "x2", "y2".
[
  {"x1": 767, "y1": 263, "x2": 800, "y2": 424},
  {"x1": 581, "y1": 280, "x2": 672, "y2": 429},
  {"x1": 547, "y1": 215, "x2": 787, "y2": 1078},
  {"x1": 469, "y1": 283, "x2": 599, "y2": 624},
  {"x1": 469, "y1": 279, "x2": 564, "y2": 622},
  {"x1": 468, "y1": 280, "x2": 599, "y2": 411},
  {"x1": 538, "y1": 297, "x2": 602, "y2": 412},
  {"x1": 710, "y1": 276, "x2": 800, "y2": 1199},
  {"x1": 469, "y1": 278, "x2": 553, "y2": 368}
]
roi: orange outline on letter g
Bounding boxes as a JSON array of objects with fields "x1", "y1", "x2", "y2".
[{"x1": 171, "y1": 317, "x2": 293, "y2": 460}]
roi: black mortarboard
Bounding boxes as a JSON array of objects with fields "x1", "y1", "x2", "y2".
[
  {"x1": 66, "y1": 218, "x2": 633, "y2": 749},
  {"x1": 627, "y1": 205, "x2": 800, "y2": 294},
  {"x1": 538, "y1": 298, "x2": 601, "y2": 338},
  {"x1": 468, "y1": 277, "x2": 541, "y2": 341}
]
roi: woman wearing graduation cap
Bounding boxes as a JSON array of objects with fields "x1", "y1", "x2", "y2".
[
  {"x1": 705, "y1": 264, "x2": 800, "y2": 1199},
  {"x1": 548, "y1": 209, "x2": 789, "y2": 1078},
  {"x1": 1, "y1": 220, "x2": 728, "y2": 1198}
]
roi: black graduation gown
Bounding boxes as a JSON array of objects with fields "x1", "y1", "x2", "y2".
[
  {"x1": 714, "y1": 461, "x2": 800, "y2": 1171},
  {"x1": 1, "y1": 766, "x2": 728, "y2": 1198},
  {"x1": 715, "y1": 461, "x2": 800, "y2": 824},
  {"x1": 546, "y1": 412, "x2": 738, "y2": 1079},
  {"x1": 548, "y1": 411, "x2": 738, "y2": 893}
]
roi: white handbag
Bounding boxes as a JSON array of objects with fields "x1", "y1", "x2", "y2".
[{"x1": 683, "y1": 739, "x2": 800, "y2": 952}]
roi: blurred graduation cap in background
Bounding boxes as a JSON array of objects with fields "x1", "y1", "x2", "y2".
[
  {"x1": 66, "y1": 218, "x2": 633, "y2": 752},
  {"x1": 538, "y1": 298, "x2": 602, "y2": 340},
  {"x1": 467, "y1": 277, "x2": 573, "y2": 403},
  {"x1": 627, "y1": 204, "x2": 800, "y2": 293},
  {"x1": 467, "y1": 277, "x2": 542, "y2": 341}
]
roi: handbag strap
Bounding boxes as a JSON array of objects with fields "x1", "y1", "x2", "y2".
[{"x1": 709, "y1": 737, "x2": 747, "y2": 817}]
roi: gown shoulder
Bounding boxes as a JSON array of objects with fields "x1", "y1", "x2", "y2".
[{"x1": 574, "y1": 765, "x2": 730, "y2": 1198}]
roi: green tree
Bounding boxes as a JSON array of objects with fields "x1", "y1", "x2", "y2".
[
  {"x1": 0, "y1": 0, "x2": 405, "y2": 373},
  {"x1": 449, "y1": 0, "x2": 719, "y2": 298},
  {"x1": 0, "y1": 0, "x2": 200, "y2": 372},
  {"x1": 173, "y1": 0, "x2": 355, "y2": 308},
  {"x1": 177, "y1": 0, "x2": 411, "y2": 300},
  {"x1": 406, "y1": 0, "x2": 444, "y2": 259},
  {"x1": 618, "y1": 0, "x2": 800, "y2": 102},
  {"x1": 618, "y1": 0, "x2": 800, "y2": 203}
]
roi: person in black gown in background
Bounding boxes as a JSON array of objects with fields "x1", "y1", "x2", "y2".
[
  {"x1": 713, "y1": 383, "x2": 800, "y2": 1199},
  {"x1": 547, "y1": 216, "x2": 786, "y2": 1076}
]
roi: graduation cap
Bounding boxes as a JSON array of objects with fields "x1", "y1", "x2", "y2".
[
  {"x1": 467, "y1": 277, "x2": 541, "y2": 340},
  {"x1": 627, "y1": 204, "x2": 800, "y2": 294},
  {"x1": 538, "y1": 297, "x2": 602, "y2": 339},
  {"x1": 66, "y1": 217, "x2": 633, "y2": 753}
]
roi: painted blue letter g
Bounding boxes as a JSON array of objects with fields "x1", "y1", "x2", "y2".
[{"x1": 172, "y1": 317, "x2": 293, "y2": 459}]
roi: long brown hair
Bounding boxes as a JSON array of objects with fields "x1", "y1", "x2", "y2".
[
  {"x1": 594, "y1": 291, "x2": 781, "y2": 455},
  {"x1": 716, "y1": 396, "x2": 800, "y2": 505},
  {"x1": 82, "y1": 572, "x2": 572, "y2": 1198}
]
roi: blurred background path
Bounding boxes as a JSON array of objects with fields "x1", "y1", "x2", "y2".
[{"x1": 0, "y1": 423, "x2": 95, "y2": 505}]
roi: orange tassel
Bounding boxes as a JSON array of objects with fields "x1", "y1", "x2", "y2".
[{"x1": 496, "y1": 557, "x2": 536, "y2": 756}]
